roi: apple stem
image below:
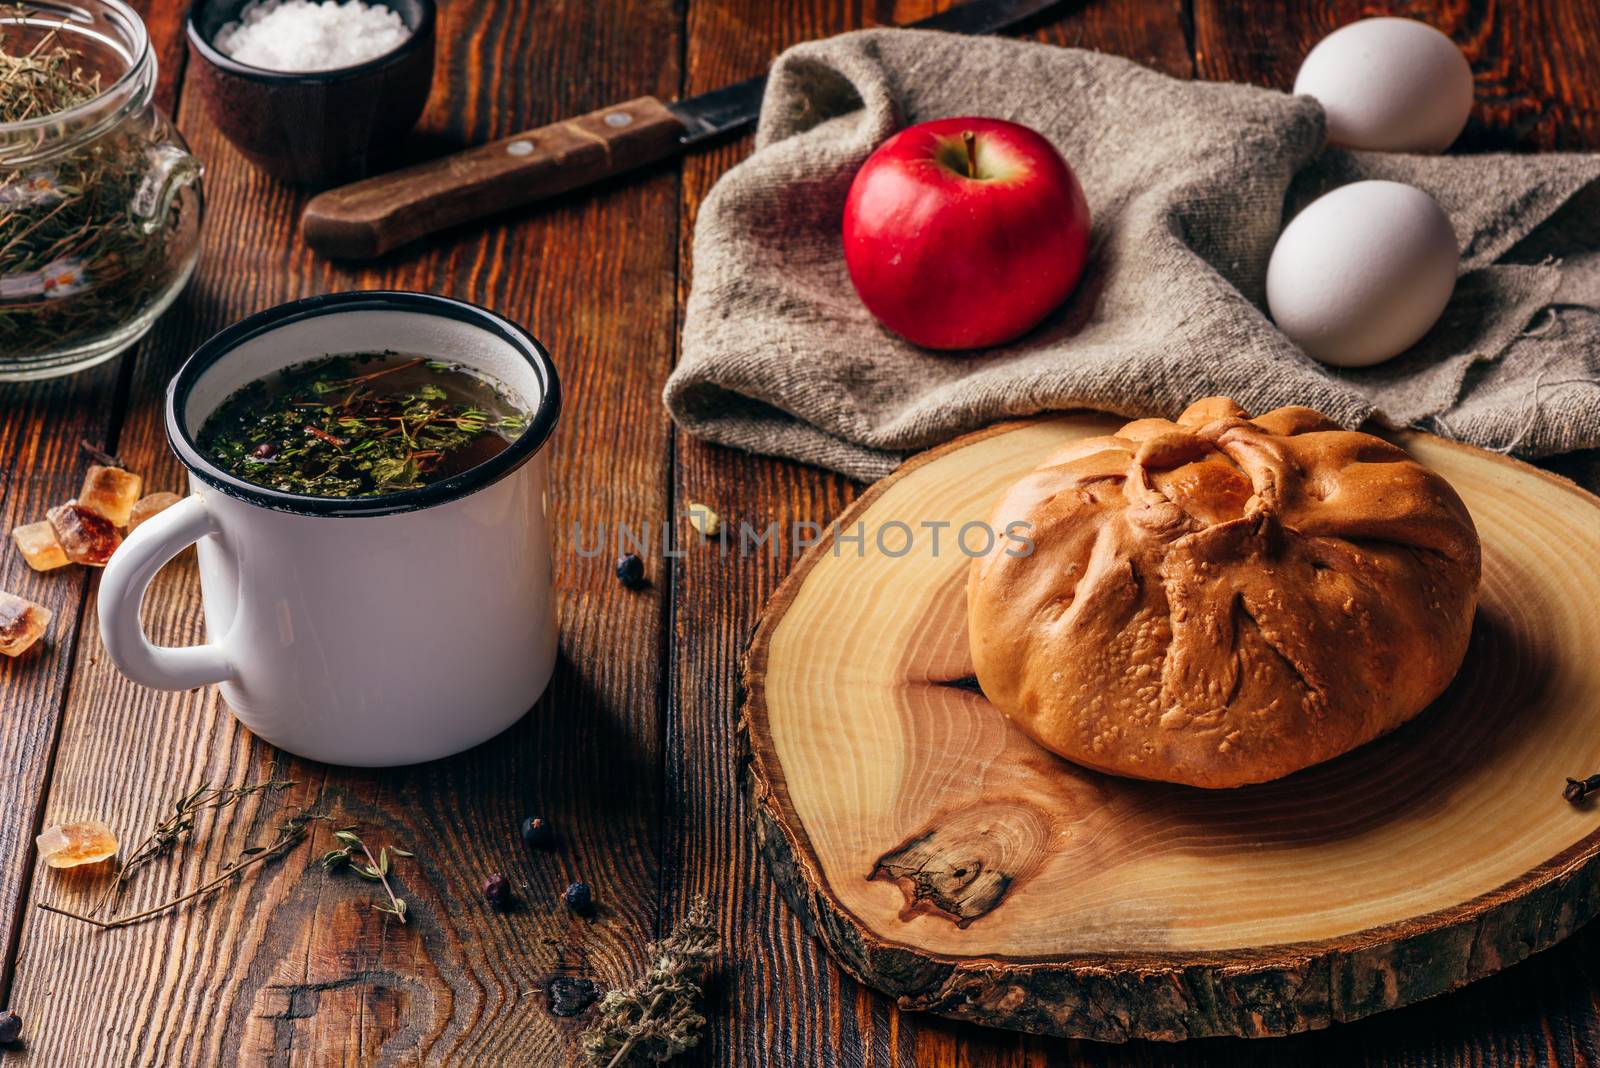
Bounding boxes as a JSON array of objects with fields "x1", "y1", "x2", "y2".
[{"x1": 962, "y1": 130, "x2": 978, "y2": 179}]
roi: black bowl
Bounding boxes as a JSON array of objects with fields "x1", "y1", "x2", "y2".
[{"x1": 185, "y1": 0, "x2": 435, "y2": 186}]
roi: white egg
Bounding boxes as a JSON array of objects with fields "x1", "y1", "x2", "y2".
[
  {"x1": 1294, "y1": 18, "x2": 1473, "y2": 153},
  {"x1": 1266, "y1": 180, "x2": 1458, "y2": 369}
]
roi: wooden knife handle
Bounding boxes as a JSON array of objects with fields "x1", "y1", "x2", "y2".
[{"x1": 301, "y1": 95, "x2": 686, "y2": 260}]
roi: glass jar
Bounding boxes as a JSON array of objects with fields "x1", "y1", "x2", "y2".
[{"x1": 0, "y1": 0, "x2": 202, "y2": 381}]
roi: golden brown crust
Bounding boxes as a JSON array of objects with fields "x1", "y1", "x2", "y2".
[{"x1": 967, "y1": 397, "x2": 1482, "y2": 788}]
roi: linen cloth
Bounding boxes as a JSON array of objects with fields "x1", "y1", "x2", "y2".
[{"x1": 665, "y1": 29, "x2": 1600, "y2": 482}]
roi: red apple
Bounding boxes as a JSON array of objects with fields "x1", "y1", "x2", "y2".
[{"x1": 842, "y1": 116, "x2": 1091, "y2": 350}]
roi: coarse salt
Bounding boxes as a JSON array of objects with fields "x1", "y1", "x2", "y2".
[{"x1": 213, "y1": 0, "x2": 412, "y2": 73}]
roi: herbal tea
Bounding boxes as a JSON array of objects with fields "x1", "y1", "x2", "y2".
[{"x1": 197, "y1": 353, "x2": 527, "y2": 497}]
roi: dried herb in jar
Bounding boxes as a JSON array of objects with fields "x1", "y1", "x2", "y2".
[
  {"x1": 0, "y1": 11, "x2": 194, "y2": 359},
  {"x1": 197, "y1": 352, "x2": 528, "y2": 498}
]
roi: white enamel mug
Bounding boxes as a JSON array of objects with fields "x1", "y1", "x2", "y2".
[{"x1": 99, "y1": 292, "x2": 561, "y2": 766}]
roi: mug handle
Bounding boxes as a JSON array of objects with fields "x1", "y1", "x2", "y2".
[{"x1": 99, "y1": 494, "x2": 235, "y2": 690}]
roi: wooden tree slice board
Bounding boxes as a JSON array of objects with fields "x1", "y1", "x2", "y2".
[{"x1": 741, "y1": 414, "x2": 1600, "y2": 1042}]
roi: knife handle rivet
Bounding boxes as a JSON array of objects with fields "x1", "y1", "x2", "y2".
[
  {"x1": 506, "y1": 139, "x2": 534, "y2": 157},
  {"x1": 605, "y1": 111, "x2": 634, "y2": 128}
]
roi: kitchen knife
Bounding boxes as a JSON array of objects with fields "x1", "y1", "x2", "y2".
[{"x1": 300, "y1": 0, "x2": 1061, "y2": 259}]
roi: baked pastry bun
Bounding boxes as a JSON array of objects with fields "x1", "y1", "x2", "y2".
[{"x1": 967, "y1": 397, "x2": 1480, "y2": 788}]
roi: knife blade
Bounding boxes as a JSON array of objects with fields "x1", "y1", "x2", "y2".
[{"x1": 302, "y1": 0, "x2": 1064, "y2": 260}]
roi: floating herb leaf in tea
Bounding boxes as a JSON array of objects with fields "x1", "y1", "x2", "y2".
[
  {"x1": 197, "y1": 352, "x2": 529, "y2": 498},
  {"x1": 0, "y1": 9, "x2": 195, "y2": 359}
]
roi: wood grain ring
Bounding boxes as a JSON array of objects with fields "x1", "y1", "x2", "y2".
[{"x1": 740, "y1": 414, "x2": 1600, "y2": 1042}]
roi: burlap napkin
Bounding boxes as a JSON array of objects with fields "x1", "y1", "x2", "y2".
[{"x1": 664, "y1": 29, "x2": 1600, "y2": 482}]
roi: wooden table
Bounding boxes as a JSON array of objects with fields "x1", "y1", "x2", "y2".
[{"x1": 2, "y1": 1, "x2": 1598, "y2": 1064}]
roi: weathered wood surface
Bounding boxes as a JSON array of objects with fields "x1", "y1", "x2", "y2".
[
  {"x1": 0, "y1": 0, "x2": 1596, "y2": 1064},
  {"x1": 0, "y1": 0, "x2": 184, "y2": 1046}
]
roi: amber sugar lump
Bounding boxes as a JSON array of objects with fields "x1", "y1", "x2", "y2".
[
  {"x1": 34, "y1": 820, "x2": 118, "y2": 868},
  {"x1": 127, "y1": 491, "x2": 182, "y2": 532},
  {"x1": 11, "y1": 520, "x2": 68, "y2": 571},
  {"x1": 0, "y1": 591, "x2": 51, "y2": 657},
  {"x1": 78, "y1": 465, "x2": 143, "y2": 527},
  {"x1": 47, "y1": 501, "x2": 122, "y2": 566}
]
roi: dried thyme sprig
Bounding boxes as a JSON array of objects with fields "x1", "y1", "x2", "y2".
[
  {"x1": 39, "y1": 805, "x2": 324, "y2": 930},
  {"x1": 320, "y1": 827, "x2": 413, "y2": 923},
  {"x1": 580, "y1": 896, "x2": 720, "y2": 1068},
  {"x1": 84, "y1": 779, "x2": 296, "y2": 918}
]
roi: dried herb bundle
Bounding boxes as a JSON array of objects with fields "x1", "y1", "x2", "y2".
[
  {"x1": 581, "y1": 896, "x2": 720, "y2": 1068},
  {"x1": 0, "y1": 10, "x2": 193, "y2": 358},
  {"x1": 198, "y1": 353, "x2": 528, "y2": 498},
  {"x1": 37, "y1": 780, "x2": 323, "y2": 931}
]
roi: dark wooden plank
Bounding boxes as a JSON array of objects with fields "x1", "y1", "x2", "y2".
[
  {"x1": 0, "y1": 360, "x2": 120, "y2": 1011},
  {"x1": 143, "y1": 0, "x2": 189, "y2": 115},
  {"x1": 2, "y1": 0, "x2": 683, "y2": 1064},
  {"x1": 0, "y1": 0, "x2": 189, "y2": 1012},
  {"x1": 668, "y1": 0, "x2": 900, "y2": 1055},
  {"x1": 665, "y1": 2, "x2": 1190, "y2": 1066},
  {"x1": 1192, "y1": 0, "x2": 1600, "y2": 152}
]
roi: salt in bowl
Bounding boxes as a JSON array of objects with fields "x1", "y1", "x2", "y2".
[{"x1": 185, "y1": 0, "x2": 435, "y2": 187}]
